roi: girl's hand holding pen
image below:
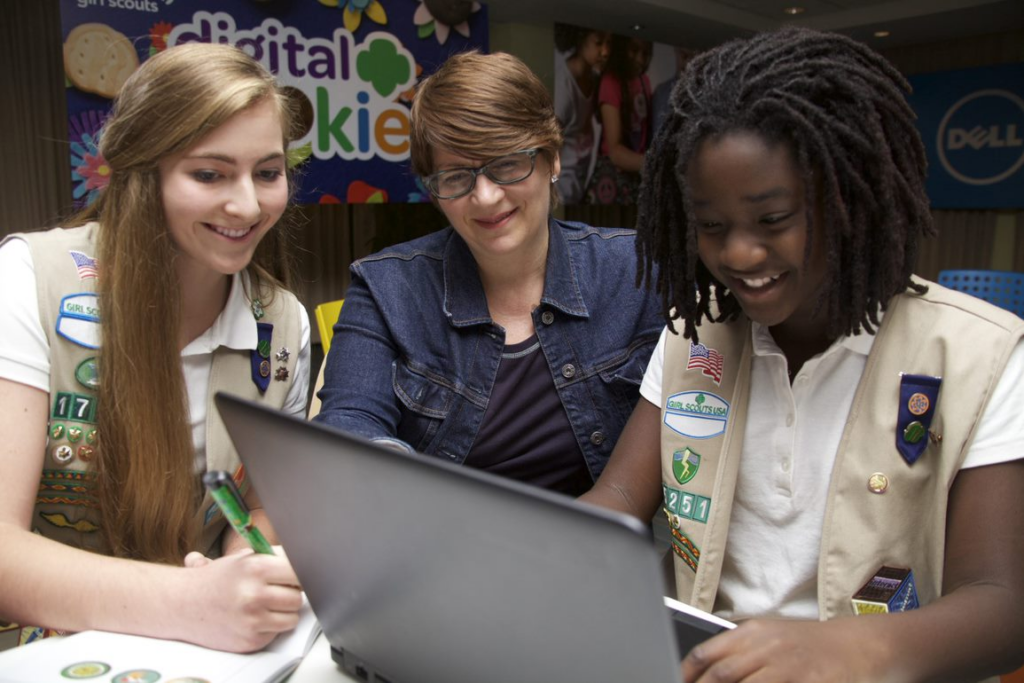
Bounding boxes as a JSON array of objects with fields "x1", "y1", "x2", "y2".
[{"x1": 179, "y1": 546, "x2": 302, "y2": 653}]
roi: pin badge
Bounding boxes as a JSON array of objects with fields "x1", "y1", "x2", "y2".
[
  {"x1": 896, "y1": 374, "x2": 941, "y2": 465},
  {"x1": 86, "y1": 429, "x2": 97, "y2": 444},
  {"x1": 868, "y1": 472, "x2": 889, "y2": 494},
  {"x1": 275, "y1": 347, "x2": 290, "y2": 362},
  {"x1": 250, "y1": 322, "x2": 274, "y2": 393},
  {"x1": 77, "y1": 445, "x2": 95, "y2": 462},
  {"x1": 67, "y1": 426, "x2": 83, "y2": 443},
  {"x1": 907, "y1": 392, "x2": 929, "y2": 416},
  {"x1": 53, "y1": 445, "x2": 74, "y2": 465},
  {"x1": 274, "y1": 366, "x2": 290, "y2": 381},
  {"x1": 251, "y1": 298, "x2": 265, "y2": 320},
  {"x1": 51, "y1": 424, "x2": 65, "y2": 440},
  {"x1": 903, "y1": 421, "x2": 925, "y2": 444}
]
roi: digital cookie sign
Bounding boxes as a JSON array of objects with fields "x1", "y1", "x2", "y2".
[{"x1": 60, "y1": 0, "x2": 489, "y2": 205}]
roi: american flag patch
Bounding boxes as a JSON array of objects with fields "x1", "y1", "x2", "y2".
[
  {"x1": 687, "y1": 342, "x2": 724, "y2": 385},
  {"x1": 69, "y1": 251, "x2": 97, "y2": 279}
]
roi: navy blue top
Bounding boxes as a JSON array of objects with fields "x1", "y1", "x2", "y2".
[
  {"x1": 314, "y1": 219, "x2": 663, "y2": 485},
  {"x1": 465, "y1": 335, "x2": 591, "y2": 496}
]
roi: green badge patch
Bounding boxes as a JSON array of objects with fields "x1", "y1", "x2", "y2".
[
  {"x1": 662, "y1": 484, "x2": 712, "y2": 524},
  {"x1": 672, "y1": 447, "x2": 701, "y2": 485},
  {"x1": 75, "y1": 357, "x2": 99, "y2": 390}
]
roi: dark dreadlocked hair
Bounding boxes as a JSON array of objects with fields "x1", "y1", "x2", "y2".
[{"x1": 636, "y1": 26, "x2": 933, "y2": 343}]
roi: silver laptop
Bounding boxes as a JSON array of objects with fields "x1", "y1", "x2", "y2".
[{"x1": 216, "y1": 393, "x2": 722, "y2": 683}]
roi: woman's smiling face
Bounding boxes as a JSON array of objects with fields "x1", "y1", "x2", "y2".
[
  {"x1": 431, "y1": 146, "x2": 559, "y2": 265},
  {"x1": 159, "y1": 97, "x2": 288, "y2": 283}
]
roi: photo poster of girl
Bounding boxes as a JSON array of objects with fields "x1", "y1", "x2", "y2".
[{"x1": 553, "y1": 22, "x2": 696, "y2": 206}]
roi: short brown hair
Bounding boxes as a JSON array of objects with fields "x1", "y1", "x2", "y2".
[{"x1": 409, "y1": 51, "x2": 563, "y2": 183}]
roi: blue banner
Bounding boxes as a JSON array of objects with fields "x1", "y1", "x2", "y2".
[
  {"x1": 908, "y1": 63, "x2": 1024, "y2": 209},
  {"x1": 60, "y1": 0, "x2": 489, "y2": 205}
]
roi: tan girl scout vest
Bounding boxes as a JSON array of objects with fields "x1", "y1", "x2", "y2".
[
  {"x1": 659, "y1": 278, "x2": 1024, "y2": 633},
  {"x1": 0, "y1": 223, "x2": 302, "y2": 649}
]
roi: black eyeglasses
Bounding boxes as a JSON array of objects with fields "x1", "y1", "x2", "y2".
[{"x1": 423, "y1": 149, "x2": 539, "y2": 199}]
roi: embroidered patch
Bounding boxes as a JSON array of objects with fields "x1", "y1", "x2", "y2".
[
  {"x1": 663, "y1": 484, "x2": 711, "y2": 523},
  {"x1": 57, "y1": 293, "x2": 101, "y2": 349},
  {"x1": 75, "y1": 357, "x2": 99, "y2": 390},
  {"x1": 667, "y1": 522, "x2": 701, "y2": 573},
  {"x1": 686, "y1": 341, "x2": 724, "y2": 385},
  {"x1": 672, "y1": 447, "x2": 701, "y2": 485},
  {"x1": 52, "y1": 392, "x2": 97, "y2": 423},
  {"x1": 852, "y1": 566, "x2": 920, "y2": 615},
  {"x1": 69, "y1": 250, "x2": 98, "y2": 279},
  {"x1": 664, "y1": 391, "x2": 729, "y2": 439},
  {"x1": 38, "y1": 511, "x2": 100, "y2": 533}
]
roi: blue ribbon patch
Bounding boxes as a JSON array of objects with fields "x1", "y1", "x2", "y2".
[
  {"x1": 251, "y1": 322, "x2": 274, "y2": 394},
  {"x1": 896, "y1": 373, "x2": 942, "y2": 465}
]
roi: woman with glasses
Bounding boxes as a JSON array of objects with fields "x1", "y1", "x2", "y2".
[{"x1": 313, "y1": 51, "x2": 663, "y2": 496}]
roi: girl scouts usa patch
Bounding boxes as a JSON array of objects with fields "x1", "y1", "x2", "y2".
[{"x1": 664, "y1": 391, "x2": 729, "y2": 439}]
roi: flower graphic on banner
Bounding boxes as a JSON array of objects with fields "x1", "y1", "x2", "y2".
[
  {"x1": 149, "y1": 21, "x2": 174, "y2": 53},
  {"x1": 69, "y1": 110, "x2": 110, "y2": 207},
  {"x1": 413, "y1": 0, "x2": 480, "y2": 44},
  {"x1": 319, "y1": 0, "x2": 387, "y2": 33},
  {"x1": 347, "y1": 180, "x2": 388, "y2": 203},
  {"x1": 406, "y1": 176, "x2": 431, "y2": 203}
]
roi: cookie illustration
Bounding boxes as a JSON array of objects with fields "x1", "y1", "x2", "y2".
[{"x1": 64, "y1": 23, "x2": 139, "y2": 99}]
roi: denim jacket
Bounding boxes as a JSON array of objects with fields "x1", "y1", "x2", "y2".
[{"x1": 314, "y1": 219, "x2": 664, "y2": 482}]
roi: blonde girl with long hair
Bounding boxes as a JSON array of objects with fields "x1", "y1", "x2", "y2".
[{"x1": 0, "y1": 42, "x2": 310, "y2": 652}]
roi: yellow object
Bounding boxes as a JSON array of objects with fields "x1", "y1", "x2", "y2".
[{"x1": 314, "y1": 299, "x2": 345, "y2": 354}]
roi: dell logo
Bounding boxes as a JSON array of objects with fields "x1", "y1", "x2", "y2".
[
  {"x1": 937, "y1": 89, "x2": 1024, "y2": 186},
  {"x1": 946, "y1": 125, "x2": 1022, "y2": 150}
]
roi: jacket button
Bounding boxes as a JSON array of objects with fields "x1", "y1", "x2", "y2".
[
  {"x1": 541, "y1": 310, "x2": 555, "y2": 325},
  {"x1": 561, "y1": 364, "x2": 576, "y2": 379},
  {"x1": 589, "y1": 431, "x2": 605, "y2": 446}
]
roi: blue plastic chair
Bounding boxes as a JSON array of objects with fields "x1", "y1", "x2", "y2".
[{"x1": 937, "y1": 270, "x2": 1024, "y2": 317}]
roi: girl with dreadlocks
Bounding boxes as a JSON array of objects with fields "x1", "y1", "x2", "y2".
[{"x1": 582, "y1": 27, "x2": 1024, "y2": 682}]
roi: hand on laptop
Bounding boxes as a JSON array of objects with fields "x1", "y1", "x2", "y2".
[
  {"x1": 679, "y1": 617, "x2": 890, "y2": 683},
  {"x1": 178, "y1": 548, "x2": 304, "y2": 653}
]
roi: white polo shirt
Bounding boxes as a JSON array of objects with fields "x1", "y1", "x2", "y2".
[
  {"x1": 0, "y1": 237, "x2": 311, "y2": 472},
  {"x1": 641, "y1": 321, "x2": 1024, "y2": 621}
]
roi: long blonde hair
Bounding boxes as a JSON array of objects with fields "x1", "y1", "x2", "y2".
[{"x1": 70, "y1": 42, "x2": 297, "y2": 563}]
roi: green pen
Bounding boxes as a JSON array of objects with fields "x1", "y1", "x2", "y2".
[{"x1": 203, "y1": 470, "x2": 275, "y2": 555}]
